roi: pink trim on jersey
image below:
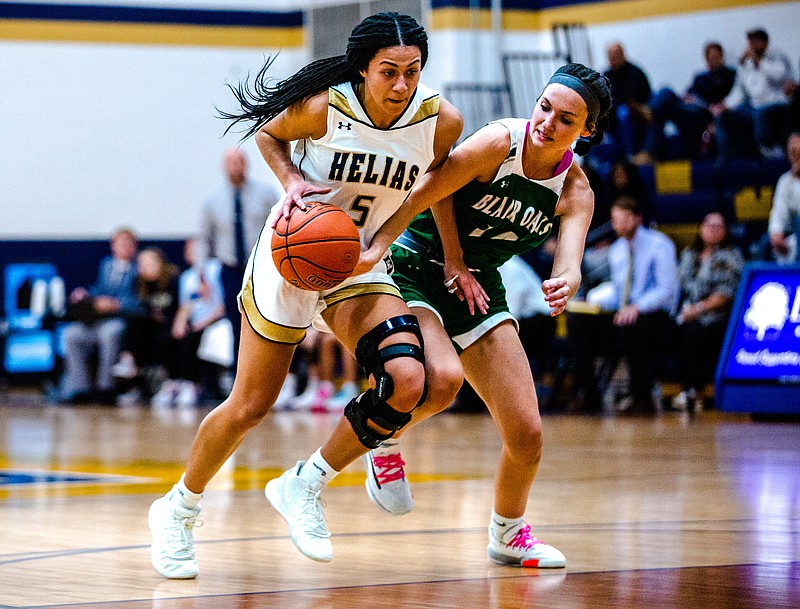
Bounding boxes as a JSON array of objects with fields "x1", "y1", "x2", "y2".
[
  {"x1": 524, "y1": 121, "x2": 574, "y2": 178},
  {"x1": 554, "y1": 148, "x2": 574, "y2": 176}
]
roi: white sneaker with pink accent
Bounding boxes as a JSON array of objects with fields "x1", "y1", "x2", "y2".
[
  {"x1": 487, "y1": 522, "x2": 566, "y2": 568},
  {"x1": 362, "y1": 440, "x2": 413, "y2": 515}
]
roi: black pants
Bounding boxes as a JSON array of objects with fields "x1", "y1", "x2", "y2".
[
  {"x1": 567, "y1": 312, "x2": 616, "y2": 411},
  {"x1": 617, "y1": 311, "x2": 673, "y2": 404},
  {"x1": 680, "y1": 319, "x2": 727, "y2": 393},
  {"x1": 517, "y1": 314, "x2": 557, "y2": 377},
  {"x1": 123, "y1": 316, "x2": 173, "y2": 369},
  {"x1": 220, "y1": 263, "x2": 245, "y2": 369},
  {"x1": 170, "y1": 330, "x2": 221, "y2": 397}
]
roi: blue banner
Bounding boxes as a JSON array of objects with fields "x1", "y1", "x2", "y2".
[{"x1": 722, "y1": 266, "x2": 800, "y2": 383}]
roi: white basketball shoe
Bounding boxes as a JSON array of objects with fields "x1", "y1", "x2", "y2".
[
  {"x1": 265, "y1": 461, "x2": 333, "y2": 562},
  {"x1": 148, "y1": 493, "x2": 203, "y2": 579},
  {"x1": 362, "y1": 440, "x2": 413, "y2": 515},
  {"x1": 487, "y1": 522, "x2": 566, "y2": 568}
]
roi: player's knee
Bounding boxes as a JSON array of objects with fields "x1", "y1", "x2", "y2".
[
  {"x1": 506, "y1": 420, "x2": 543, "y2": 465},
  {"x1": 354, "y1": 314, "x2": 427, "y2": 413},
  {"x1": 226, "y1": 385, "x2": 273, "y2": 430},
  {"x1": 346, "y1": 315, "x2": 428, "y2": 448},
  {"x1": 421, "y1": 359, "x2": 463, "y2": 415},
  {"x1": 382, "y1": 356, "x2": 425, "y2": 412}
]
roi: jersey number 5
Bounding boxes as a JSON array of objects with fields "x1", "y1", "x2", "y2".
[{"x1": 349, "y1": 194, "x2": 375, "y2": 227}]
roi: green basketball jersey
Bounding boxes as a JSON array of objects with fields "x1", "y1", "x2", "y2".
[{"x1": 405, "y1": 118, "x2": 573, "y2": 270}]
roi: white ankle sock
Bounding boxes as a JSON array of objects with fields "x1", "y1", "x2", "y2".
[
  {"x1": 170, "y1": 474, "x2": 202, "y2": 510},
  {"x1": 490, "y1": 511, "x2": 524, "y2": 541},
  {"x1": 374, "y1": 438, "x2": 401, "y2": 457},
  {"x1": 298, "y1": 448, "x2": 339, "y2": 490}
]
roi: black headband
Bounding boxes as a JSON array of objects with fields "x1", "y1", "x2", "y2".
[{"x1": 545, "y1": 73, "x2": 600, "y2": 123}]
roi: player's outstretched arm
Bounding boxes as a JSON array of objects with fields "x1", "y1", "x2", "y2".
[
  {"x1": 545, "y1": 163, "x2": 594, "y2": 316},
  {"x1": 354, "y1": 121, "x2": 508, "y2": 275}
]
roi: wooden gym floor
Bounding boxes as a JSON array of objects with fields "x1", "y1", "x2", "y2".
[{"x1": 0, "y1": 395, "x2": 798, "y2": 608}]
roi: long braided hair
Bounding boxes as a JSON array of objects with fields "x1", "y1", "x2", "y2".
[{"x1": 222, "y1": 12, "x2": 428, "y2": 139}]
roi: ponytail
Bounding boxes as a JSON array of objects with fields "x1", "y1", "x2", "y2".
[
  {"x1": 575, "y1": 114, "x2": 610, "y2": 156},
  {"x1": 221, "y1": 56, "x2": 353, "y2": 140}
]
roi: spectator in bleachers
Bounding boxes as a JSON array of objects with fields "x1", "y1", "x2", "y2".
[
  {"x1": 607, "y1": 160, "x2": 650, "y2": 224},
  {"x1": 604, "y1": 42, "x2": 653, "y2": 164},
  {"x1": 673, "y1": 212, "x2": 743, "y2": 413},
  {"x1": 642, "y1": 42, "x2": 736, "y2": 161},
  {"x1": 199, "y1": 148, "x2": 282, "y2": 366},
  {"x1": 152, "y1": 237, "x2": 226, "y2": 408},
  {"x1": 607, "y1": 196, "x2": 678, "y2": 414},
  {"x1": 59, "y1": 227, "x2": 139, "y2": 404},
  {"x1": 767, "y1": 132, "x2": 800, "y2": 263},
  {"x1": 714, "y1": 28, "x2": 793, "y2": 160},
  {"x1": 113, "y1": 247, "x2": 180, "y2": 405},
  {"x1": 566, "y1": 195, "x2": 677, "y2": 415}
]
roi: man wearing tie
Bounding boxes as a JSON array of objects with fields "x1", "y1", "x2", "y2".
[
  {"x1": 608, "y1": 196, "x2": 678, "y2": 413},
  {"x1": 199, "y1": 149, "x2": 282, "y2": 367}
]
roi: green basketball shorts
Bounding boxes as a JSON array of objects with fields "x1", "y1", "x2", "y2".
[{"x1": 389, "y1": 244, "x2": 517, "y2": 351}]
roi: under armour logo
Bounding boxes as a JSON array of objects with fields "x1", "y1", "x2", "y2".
[
  {"x1": 383, "y1": 252, "x2": 394, "y2": 275},
  {"x1": 338, "y1": 121, "x2": 352, "y2": 130}
]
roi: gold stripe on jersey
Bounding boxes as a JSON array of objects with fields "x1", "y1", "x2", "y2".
[
  {"x1": 329, "y1": 88, "x2": 359, "y2": 121},
  {"x1": 324, "y1": 282, "x2": 403, "y2": 308},
  {"x1": 240, "y1": 277, "x2": 307, "y2": 344},
  {"x1": 406, "y1": 95, "x2": 440, "y2": 126}
]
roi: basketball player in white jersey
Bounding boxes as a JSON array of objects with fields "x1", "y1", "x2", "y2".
[{"x1": 148, "y1": 12, "x2": 462, "y2": 577}]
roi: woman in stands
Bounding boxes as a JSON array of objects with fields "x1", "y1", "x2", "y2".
[{"x1": 673, "y1": 212, "x2": 743, "y2": 412}]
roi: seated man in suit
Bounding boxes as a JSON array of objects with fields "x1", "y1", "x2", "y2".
[
  {"x1": 573, "y1": 197, "x2": 679, "y2": 414},
  {"x1": 59, "y1": 227, "x2": 140, "y2": 403},
  {"x1": 607, "y1": 196, "x2": 679, "y2": 413}
]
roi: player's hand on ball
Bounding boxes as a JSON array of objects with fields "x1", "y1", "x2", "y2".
[
  {"x1": 542, "y1": 276, "x2": 570, "y2": 316},
  {"x1": 271, "y1": 181, "x2": 332, "y2": 228}
]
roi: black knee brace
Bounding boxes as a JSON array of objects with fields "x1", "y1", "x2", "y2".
[{"x1": 344, "y1": 315, "x2": 426, "y2": 449}]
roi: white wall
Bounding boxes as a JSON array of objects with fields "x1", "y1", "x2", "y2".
[
  {"x1": 2, "y1": 1, "x2": 799, "y2": 239},
  {"x1": 0, "y1": 41, "x2": 303, "y2": 239},
  {"x1": 426, "y1": 2, "x2": 800, "y2": 92}
]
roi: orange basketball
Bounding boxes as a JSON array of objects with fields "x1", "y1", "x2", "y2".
[{"x1": 271, "y1": 202, "x2": 360, "y2": 291}]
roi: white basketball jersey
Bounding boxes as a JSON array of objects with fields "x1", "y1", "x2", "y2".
[{"x1": 293, "y1": 81, "x2": 440, "y2": 247}]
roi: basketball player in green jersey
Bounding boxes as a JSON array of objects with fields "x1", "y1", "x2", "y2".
[{"x1": 356, "y1": 63, "x2": 612, "y2": 567}]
